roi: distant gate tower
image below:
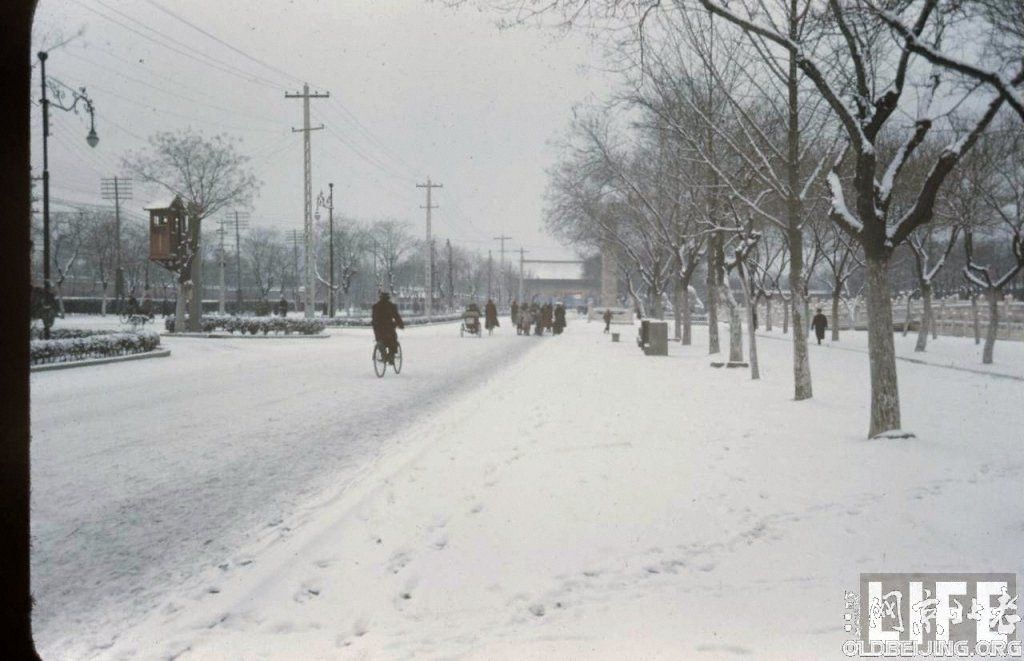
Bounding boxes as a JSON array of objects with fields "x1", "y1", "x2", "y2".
[{"x1": 600, "y1": 239, "x2": 619, "y2": 307}]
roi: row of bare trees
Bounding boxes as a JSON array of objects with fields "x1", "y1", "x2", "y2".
[
  {"x1": 33, "y1": 204, "x2": 516, "y2": 317},
  {"x1": 508, "y1": 0, "x2": 1023, "y2": 437}
]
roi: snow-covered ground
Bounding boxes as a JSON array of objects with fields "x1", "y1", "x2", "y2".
[
  {"x1": 31, "y1": 317, "x2": 1023, "y2": 659},
  {"x1": 757, "y1": 325, "x2": 1024, "y2": 380},
  {"x1": 30, "y1": 318, "x2": 538, "y2": 658}
]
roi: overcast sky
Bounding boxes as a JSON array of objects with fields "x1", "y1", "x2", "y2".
[{"x1": 31, "y1": 0, "x2": 621, "y2": 269}]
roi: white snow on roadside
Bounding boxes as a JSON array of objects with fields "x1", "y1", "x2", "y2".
[{"x1": 63, "y1": 319, "x2": 1024, "y2": 660}]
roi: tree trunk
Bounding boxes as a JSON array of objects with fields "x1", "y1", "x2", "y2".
[
  {"x1": 741, "y1": 271, "x2": 759, "y2": 379},
  {"x1": 174, "y1": 282, "x2": 187, "y2": 332},
  {"x1": 865, "y1": 253, "x2": 901, "y2": 437},
  {"x1": 785, "y1": 20, "x2": 810, "y2": 400},
  {"x1": 682, "y1": 285, "x2": 692, "y2": 346},
  {"x1": 914, "y1": 283, "x2": 932, "y2": 352},
  {"x1": 100, "y1": 283, "x2": 108, "y2": 316},
  {"x1": 764, "y1": 297, "x2": 773, "y2": 331},
  {"x1": 782, "y1": 300, "x2": 790, "y2": 334},
  {"x1": 902, "y1": 295, "x2": 912, "y2": 337},
  {"x1": 673, "y1": 278, "x2": 682, "y2": 341},
  {"x1": 971, "y1": 295, "x2": 981, "y2": 345},
  {"x1": 983, "y1": 290, "x2": 998, "y2": 364},
  {"x1": 188, "y1": 251, "x2": 203, "y2": 332},
  {"x1": 831, "y1": 288, "x2": 841, "y2": 341},
  {"x1": 707, "y1": 239, "x2": 720, "y2": 354},
  {"x1": 723, "y1": 283, "x2": 743, "y2": 363},
  {"x1": 934, "y1": 296, "x2": 943, "y2": 340}
]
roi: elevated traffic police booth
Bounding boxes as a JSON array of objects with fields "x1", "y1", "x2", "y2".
[{"x1": 146, "y1": 195, "x2": 189, "y2": 270}]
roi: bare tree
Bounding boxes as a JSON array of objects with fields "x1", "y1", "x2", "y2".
[
  {"x1": 50, "y1": 210, "x2": 88, "y2": 315},
  {"x1": 124, "y1": 130, "x2": 260, "y2": 331},
  {"x1": 81, "y1": 211, "x2": 116, "y2": 315},
  {"x1": 695, "y1": 0, "x2": 1009, "y2": 436},
  {"x1": 869, "y1": 0, "x2": 1024, "y2": 122},
  {"x1": 961, "y1": 124, "x2": 1024, "y2": 363},
  {"x1": 370, "y1": 220, "x2": 414, "y2": 293}
]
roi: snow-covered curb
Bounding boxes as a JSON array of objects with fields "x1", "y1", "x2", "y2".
[
  {"x1": 161, "y1": 332, "x2": 331, "y2": 339},
  {"x1": 30, "y1": 349, "x2": 171, "y2": 372}
]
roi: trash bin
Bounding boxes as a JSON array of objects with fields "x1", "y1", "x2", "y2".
[
  {"x1": 611, "y1": 332, "x2": 620, "y2": 342},
  {"x1": 642, "y1": 320, "x2": 668, "y2": 356}
]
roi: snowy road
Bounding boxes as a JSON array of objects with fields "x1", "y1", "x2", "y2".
[{"x1": 30, "y1": 320, "x2": 537, "y2": 654}]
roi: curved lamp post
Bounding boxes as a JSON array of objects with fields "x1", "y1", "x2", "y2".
[{"x1": 38, "y1": 50, "x2": 98, "y2": 338}]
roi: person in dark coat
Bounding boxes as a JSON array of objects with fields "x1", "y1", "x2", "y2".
[
  {"x1": 533, "y1": 303, "x2": 544, "y2": 336},
  {"x1": 541, "y1": 302, "x2": 553, "y2": 334},
  {"x1": 484, "y1": 299, "x2": 499, "y2": 334},
  {"x1": 553, "y1": 303, "x2": 566, "y2": 335},
  {"x1": 811, "y1": 308, "x2": 828, "y2": 345},
  {"x1": 511, "y1": 300, "x2": 519, "y2": 326},
  {"x1": 371, "y1": 291, "x2": 405, "y2": 363},
  {"x1": 277, "y1": 296, "x2": 289, "y2": 317},
  {"x1": 603, "y1": 308, "x2": 613, "y2": 333}
]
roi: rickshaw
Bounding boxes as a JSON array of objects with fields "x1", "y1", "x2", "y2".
[{"x1": 460, "y1": 307, "x2": 482, "y2": 337}]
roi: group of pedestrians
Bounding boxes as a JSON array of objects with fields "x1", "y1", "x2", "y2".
[{"x1": 510, "y1": 300, "x2": 566, "y2": 336}]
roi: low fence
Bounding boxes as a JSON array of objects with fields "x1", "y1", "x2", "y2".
[{"x1": 745, "y1": 298, "x2": 1024, "y2": 342}]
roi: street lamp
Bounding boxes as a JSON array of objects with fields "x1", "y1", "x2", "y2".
[
  {"x1": 316, "y1": 183, "x2": 335, "y2": 317},
  {"x1": 38, "y1": 50, "x2": 98, "y2": 339}
]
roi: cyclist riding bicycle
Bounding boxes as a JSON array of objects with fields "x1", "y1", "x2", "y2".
[{"x1": 371, "y1": 291, "x2": 405, "y2": 364}]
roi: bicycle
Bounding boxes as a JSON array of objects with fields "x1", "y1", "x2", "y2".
[{"x1": 372, "y1": 340, "x2": 402, "y2": 377}]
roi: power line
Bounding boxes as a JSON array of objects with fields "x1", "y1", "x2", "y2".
[
  {"x1": 72, "y1": 0, "x2": 283, "y2": 92},
  {"x1": 141, "y1": 0, "x2": 306, "y2": 88}
]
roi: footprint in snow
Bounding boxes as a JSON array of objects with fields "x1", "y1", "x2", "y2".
[
  {"x1": 387, "y1": 551, "x2": 412, "y2": 574},
  {"x1": 293, "y1": 586, "x2": 322, "y2": 603},
  {"x1": 432, "y1": 534, "x2": 449, "y2": 550},
  {"x1": 469, "y1": 503, "x2": 483, "y2": 514}
]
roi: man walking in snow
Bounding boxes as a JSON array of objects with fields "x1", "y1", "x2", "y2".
[
  {"x1": 603, "y1": 308, "x2": 613, "y2": 333},
  {"x1": 811, "y1": 308, "x2": 828, "y2": 345},
  {"x1": 372, "y1": 291, "x2": 405, "y2": 363}
]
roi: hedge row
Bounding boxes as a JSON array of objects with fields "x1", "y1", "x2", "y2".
[
  {"x1": 30, "y1": 327, "x2": 110, "y2": 340},
  {"x1": 320, "y1": 312, "x2": 464, "y2": 328},
  {"x1": 165, "y1": 314, "x2": 326, "y2": 335},
  {"x1": 31, "y1": 331, "x2": 161, "y2": 365}
]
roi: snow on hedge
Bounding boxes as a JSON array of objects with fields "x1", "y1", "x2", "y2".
[
  {"x1": 165, "y1": 314, "x2": 326, "y2": 335},
  {"x1": 30, "y1": 330, "x2": 161, "y2": 365}
]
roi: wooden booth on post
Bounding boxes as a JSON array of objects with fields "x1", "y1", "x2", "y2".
[{"x1": 146, "y1": 195, "x2": 189, "y2": 270}]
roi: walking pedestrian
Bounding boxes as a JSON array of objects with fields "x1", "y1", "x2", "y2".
[
  {"x1": 603, "y1": 308, "x2": 613, "y2": 333},
  {"x1": 811, "y1": 308, "x2": 828, "y2": 345}
]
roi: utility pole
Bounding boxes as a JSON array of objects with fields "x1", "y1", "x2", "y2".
[
  {"x1": 216, "y1": 218, "x2": 227, "y2": 314},
  {"x1": 446, "y1": 239, "x2": 454, "y2": 311},
  {"x1": 227, "y1": 211, "x2": 250, "y2": 312},
  {"x1": 416, "y1": 177, "x2": 443, "y2": 320},
  {"x1": 316, "y1": 183, "x2": 335, "y2": 316},
  {"x1": 430, "y1": 238, "x2": 437, "y2": 311},
  {"x1": 287, "y1": 229, "x2": 302, "y2": 312},
  {"x1": 488, "y1": 250, "x2": 493, "y2": 300},
  {"x1": 286, "y1": 83, "x2": 329, "y2": 317},
  {"x1": 100, "y1": 176, "x2": 131, "y2": 304},
  {"x1": 494, "y1": 235, "x2": 511, "y2": 306},
  {"x1": 519, "y1": 247, "x2": 529, "y2": 303}
]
